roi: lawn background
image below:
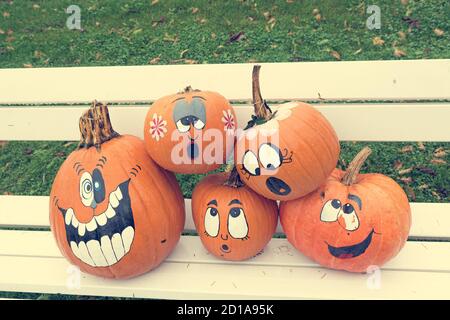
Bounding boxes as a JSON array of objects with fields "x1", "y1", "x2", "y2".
[{"x1": 0, "y1": 0, "x2": 449, "y2": 299}]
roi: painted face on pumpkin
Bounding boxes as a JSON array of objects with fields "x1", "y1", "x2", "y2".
[
  {"x1": 319, "y1": 191, "x2": 377, "y2": 259},
  {"x1": 239, "y1": 141, "x2": 293, "y2": 196},
  {"x1": 53, "y1": 156, "x2": 143, "y2": 267},
  {"x1": 203, "y1": 198, "x2": 250, "y2": 257}
]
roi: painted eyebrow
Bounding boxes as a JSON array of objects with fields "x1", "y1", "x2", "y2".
[
  {"x1": 228, "y1": 199, "x2": 242, "y2": 206},
  {"x1": 207, "y1": 199, "x2": 218, "y2": 206},
  {"x1": 171, "y1": 97, "x2": 185, "y2": 103},
  {"x1": 348, "y1": 194, "x2": 362, "y2": 210},
  {"x1": 73, "y1": 162, "x2": 85, "y2": 175},
  {"x1": 192, "y1": 96, "x2": 206, "y2": 100}
]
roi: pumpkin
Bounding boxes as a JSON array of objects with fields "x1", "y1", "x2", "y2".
[
  {"x1": 144, "y1": 87, "x2": 237, "y2": 174},
  {"x1": 49, "y1": 101, "x2": 185, "y2": 279},
  {"x1": 235, "y1": 65, "x2": 340, "y2": 200},
  {"x1": 280, "y1": 147, "x2": 411, "y2": 273},
  {"x1": 192, "y1": 167, "x2": 278, "y2": 261}
]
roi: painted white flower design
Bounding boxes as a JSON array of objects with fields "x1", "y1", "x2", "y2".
[
  {"x1": 257, "y1": 101, "x2": 299, "y2": 132},
  {"x1": 149, "y1": 113, "x2": 167, "y2": 141},
  {"x1": 221, "y1": 109, "x2": 235, "y2": 135}
]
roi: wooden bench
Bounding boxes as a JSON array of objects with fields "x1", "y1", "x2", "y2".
[{"x1": 0, "y1": 59, "x2": 449, "y2": 299}]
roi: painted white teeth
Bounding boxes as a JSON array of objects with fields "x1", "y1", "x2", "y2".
[
  {"x1": 65, "y1": 208, "x2": 74, "y2": 225},
  {"x1": 122, "y1": 226, "x2": 134, "y2": 253},
  {"x1": 70, "y1": 228, "x2": 135, "y2": 267},
  {"x1": 86, "y1": 218, "x2": 97, "y2": 232},
  {"x1": 114, "y1": 187, "x2": 123, "y2": 201},
  {"x1": 78, "y1": 223, "x2": 86, "y2": 237},
  {"x1": 77, "y1": 241, "x2": 95, "y2": 266},
  {"x1": 111, "y1": 233, "x2": 125, "y2": 261},
  {"x1": 105, "y1": 204, "x2": 116, "y2": 219},
  {"x1": 71, "y1": 214, "x2": 79, "y2": 228},
  {"x1": 100, "y1": 236, "x2": 118, "y2": 265},
  {"x1": 109, "y1": 192, "x2": 120, "y2": 208},
  {"x1": 86, "y1": 240, "x2": 108, "y2": 267},
  {"x1": 95, "y1": 213, "x2": 107, "y2": 226}
]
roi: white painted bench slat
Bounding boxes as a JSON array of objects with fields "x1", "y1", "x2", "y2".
[
  {"x1": 0, "y1": 230, "x2": 449, "y2": 273},
  {"x1": 0, "y1": 254, "x2": 449, "y2": 299},
  {"x1": 0, "y1": 195, "x2": 449, "y2": 239},
  {"x1": 0, "y1": 60, "x2": 449, "y2": 104},
  {"x1": 1, "y1": 103, "x2": 450, "y2": 142}
]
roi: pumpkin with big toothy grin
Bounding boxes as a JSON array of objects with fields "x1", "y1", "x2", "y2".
[{"x1": 50, "y1": 102, "x2": 185, "y2": 279}]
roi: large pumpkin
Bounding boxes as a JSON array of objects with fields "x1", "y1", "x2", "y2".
[
  {"x1": 144, "y1": 87, "x2": 236, "y2": 174},
  {"x1": 49, "y1": 102, "x2": 185, "y2": 279},
  {"x1": 192, "y1": 167, "x2": 278, "y2": 261},
  {"x1": 235, "y1": 66, "x2": 340, "y2": 201},
  {"x1": 280, "y1": 147, "x2": 411, "y2": 273}
]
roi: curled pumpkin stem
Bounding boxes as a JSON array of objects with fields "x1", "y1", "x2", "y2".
[
  {"x1": 224, "y1": 166, "x2": 244, "y2": 188},
  {"x1": 78, "y1": 100, "x2": 119, "y2": 150},
  {"x1": 341, "y1": 147, "x2": 372, "y2": 186},
  {"x1": 252, "y1": 65, "x2": 272, "y2": 121},
  {"x1": 178, "y1": 85, "x2": 200, "y2": 94}
]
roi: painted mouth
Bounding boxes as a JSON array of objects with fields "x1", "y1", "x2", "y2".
[
  {"x1": 266, "y1": 177, "x2": 291, "y2": 196},
  {"x1": 220, "y1": 244, "x2": 231, "y2": 253},
  {"x1": 187, "y1": 140, "x2": 199, "y2": 159},
  {"x1": 58, "y1": 179, "x2": 135, "y2": 267},
  {"x1": 327, "y1": 229, "x2": 374, "y2": 259}
]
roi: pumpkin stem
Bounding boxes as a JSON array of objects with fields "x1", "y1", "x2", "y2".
[
  {"x1": 78, "y1": 101, "x2": 119, "y2": 150},
  {"x1": 179, "y1": 85, "x2": 200, "y2": 94},
  {"x1": 341, "y1": 147, "x2": 372, "y2": 186},
  {"x1": 252, "y1": 65, "x2": 272, "y2": 121},
  {"x1": 224, "y1": 166, "x2": 244, "y2": 188}
]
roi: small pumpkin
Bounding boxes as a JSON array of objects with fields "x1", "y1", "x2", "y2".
[
  {"x1": 192, "y1": 167, "x2": 278, "y2": 261},
  {"x1": 144, "y1": 87, "x2": 237, "y2": 174},
  {"x1": 235, "y1": 65, "x2": 340, "y2": 200},
  {"x1": 50, "y1": 101, "x2": 185, "y2": 279},
  {"x1": 280, "y1": 147, "x2": 411, "y2": 273}
]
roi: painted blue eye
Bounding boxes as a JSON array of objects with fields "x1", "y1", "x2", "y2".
[
  {"x1": 92, "y1": 168, "x2": 105, "y2": 204},
  {"x1": 331, "y1": 199, "x2": 341, "y2": 209},
  {"x1": 229, "y1": 208, "x2": 241, "y2": 218},
  {"x1": 343, "y1": 203, "x2": 354, "y2": 214},
  {"x1": 209, "y1": 207, "x2": 218, "y2": 217}
]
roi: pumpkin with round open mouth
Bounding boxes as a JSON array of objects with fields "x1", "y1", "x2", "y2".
[
  {"x1": 235, "y1": 65, "x2": 340, "y2": 200},
  {"x1": 144, "y1": 87, "x2": 237, "y2": 174},
  {"x1": 280, "y1": 147, "x2": 411, "y2": 273},
  {"x1": 49, "y1": 101, "x2": 185, "y2": 279},
  {"x1": 192, "y1": 167, "x2": 278, "y2": 261}
]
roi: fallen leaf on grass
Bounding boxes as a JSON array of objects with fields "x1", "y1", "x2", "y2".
[
  {"x1": 393, "y1": 160, "x2": 403, "y2": 170},
  {"x1": 401, "y1": 145, "x2": 413, "y2": 153},
  {"x1": 431, "y1": 191, "x2": 441, "y2": 200},
  {"x1": 404, "y1": 185, "x2": 416, "y2": 201},
  {"x1": 151, "y1": 0, "x2": 159, "y2": 5},
  {"x1": 418, "y1": 184, "x2": 429, "y2": 190},
  {"x1": 372, "y1": 36, "x2": 385, "y2": 46},
  {"x1": 0, "y1": 29, "x2": 4, "y2": 34},
  {"x1": 398, "y1": 167, "x2": 414, "y2": 175},
  {"x1": 402, "y1": 16, "x2": 420, "y2": 29},
  {"x1": 23, "y1": 148, "x2": 33, "y2": 155},
  {"x1": 394, "y1": 48, "x2": 407, "y2": 57},
  {"x1": 401, "y1": 0, "x2": 409, "y2": 4},
  {"x1": 398, "y1": 31, "x2": 406, "y2": 40},
  {"x1": 433, "y1": 147, "x2": 447, "y2": 158},
  {"x1": 227, "y1": 31, "x2": 245, "y2": 44},
  {"x1": 23, "y1": 63, "x2": 33, "y2": 68},
  {"x1": 415, "y1": 166, "x2": 436, "y2": 176},
  {"x1": 315, "y1": 14, "x2": 322, "y2": 22},
  {"x1": 329, "y1": 50, "x2": 341, "y2": 60},
  {"x1": 400, "y1": 177, "x2": 412, "y2": 184},
  {"x1": 433, "y1": 28, "x2": 444, "y2": 37},
  {"x1": 148, "y1": 56, "x2": 161, "y2": 64},
  {"x1": 32, "y1": 4, "x2": 40, "y2": 9},
  {"x1": 431, "y1": 158, "x2": 446, "y2": 165},
  {"x1": 417, "y1": 142, "x2": 425, "y2": 150},
  {"x1": 192, "y1": 7, "x2": 199, "y2": 14},
  {"x1": 312, "y1": 8, "x2": 320, "y2": 15},
  {"x1": 3, "y1": 12, "x2": 10, "y2": 18},
  {"x1": 152, "y1": 16, "x2": 165, "y2": 27}
]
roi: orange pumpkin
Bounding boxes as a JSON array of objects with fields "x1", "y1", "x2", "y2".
[
  {"x1": 49, "y1": 102, "x2": 185, "y2": 279},
  {"x1": 192, "y1": 167, "x2": 278, "y2": 261},
  {"x1": 235, "y1": 66, "x2": 340, "y2": 200},
  {"x1": 280, "y1": 147, "x2": 411, "y2": 273},
  {"x1": 144, "y1": 87, "x2": 236, "y2": 174}
]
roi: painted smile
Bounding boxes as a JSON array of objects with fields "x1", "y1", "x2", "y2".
[
  {"x1": 266, "y1": 177, "x2": 291, "y2": 196},
  {"x1": 327, "y1": 229, "x2": 374, "y2": 259},
  {"x1": 58, "y1": 179, "x2": 135, "y2": 267}
]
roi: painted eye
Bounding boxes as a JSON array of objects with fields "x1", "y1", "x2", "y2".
[
  {"x1": 320, "y1": 199, "x2": 341, "y2": 222},
  {"x1": 92, "y1": 168, "x2": 105, "y2": 204},
  {"x1": 242, "y1": 151, "x2": 260, "y2": 176},
  {"x1": 339, "y1": 203, "x2": 360, "y2": 231},
  {"x1": 176, "y1": 120, "x2": 190, "y2": 133},
  {"x1": 258, "y1": 143, "x2": 282, "y2": 170},
  {"x1": 79, "y1": 171, "x2": 94, "y2": 207},
  {"x1": 204, "y1": 207, "x2": 219, "y2": 237},
  {"x1": 228, "y1": 208, "x2": 248, "y2": 239},
  {"x1": 193, "y1": 119, "x2": 205, "y2": 130}
]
